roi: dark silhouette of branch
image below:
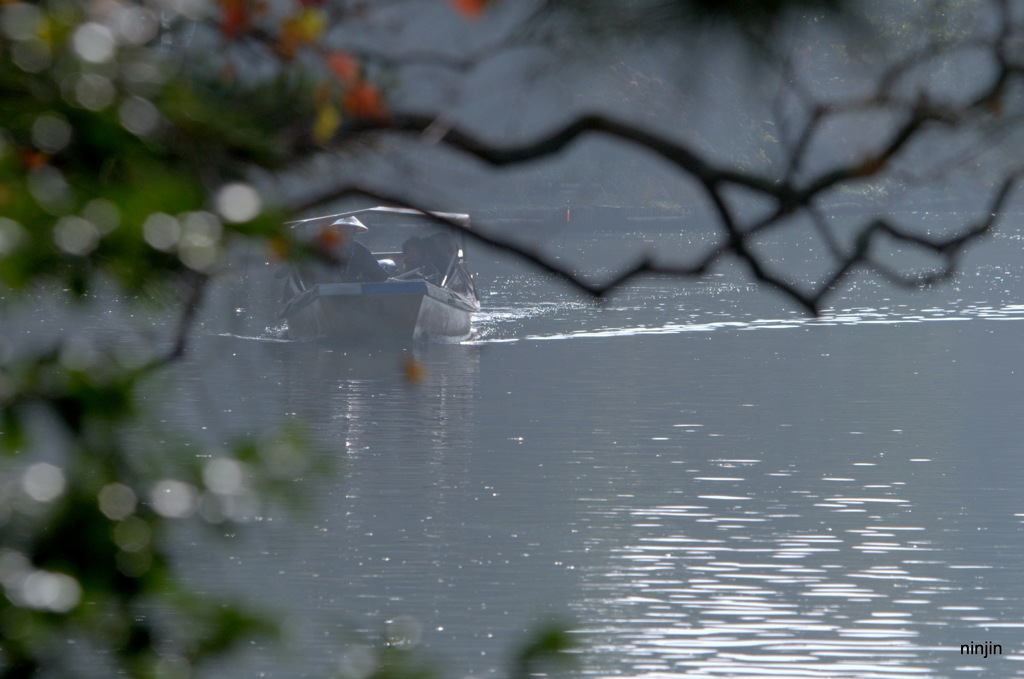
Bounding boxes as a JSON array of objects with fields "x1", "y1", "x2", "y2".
[
  {"x1": 307, "y1": 0, "x2": 1024, "y2": 314},
  {"x1": 292, "y1": 184, "x2": 720, "y2": 296},
  {"x1": 329, "y1": 108, "x2": 1018, "y2": 313},
  {"x1": 341, "y1": 112, "x2": 781, "y2": 195}
]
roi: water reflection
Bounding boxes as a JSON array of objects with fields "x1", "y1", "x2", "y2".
[
  {"x1": 186, "y1": 336, "x2": 481, "y2": 451},
  {"x1": 570, "y1": 440, "x2": 1023, "y2": 678}
]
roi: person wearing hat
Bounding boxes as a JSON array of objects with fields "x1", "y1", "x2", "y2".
[{"x1": 311, "y1": 216, "x2": 389, "y2": 283}]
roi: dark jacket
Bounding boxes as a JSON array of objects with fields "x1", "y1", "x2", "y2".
[
  {"x1": 302, "y1": 240, "x2": 389, "y2": 285},
  {"x1": 338, "y1": 241, "x2": 389, "y2": 283}
]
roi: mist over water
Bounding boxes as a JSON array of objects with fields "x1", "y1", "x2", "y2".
[{"x1": 152, "y1": 215, "x2": 1024, "y2": 678}]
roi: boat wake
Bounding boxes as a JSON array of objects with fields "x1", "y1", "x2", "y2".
[
  {"x1": 212, "y1": 324, "x2": 309, "y2": 343},
  {"x1": 469, "y1": 301, "x2": 1024, "y2": 343}
]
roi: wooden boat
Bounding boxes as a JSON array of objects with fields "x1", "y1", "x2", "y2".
[{"x1": 280, "y1": 207, "x2": 480, "y2": 343}]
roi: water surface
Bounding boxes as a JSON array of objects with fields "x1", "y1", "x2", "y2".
[{"x1": 164, "y1": 224, "x2": 1024, "y2": 678}]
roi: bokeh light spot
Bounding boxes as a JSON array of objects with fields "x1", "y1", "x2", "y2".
[
  {"x1": 75, "y1": 73, "x2": 116, "y2": 111},
  {"x1": 19, "y1": 570, "x2": 82, "y2": 612},
  {"x1": 143, "y1": 212, "x2": 181, "y2": 251},
  {"x1": 21, "y1": 463, "x2": 66, "y2": 503},
  {"x1": 1, "y1": 3, "x2": 42, "y2": 42},
  {"x1": 119, "y1": 96, "x2": 161, "y2": 136},
  {"x1": 83, "y1": 199, "x2": 121, "y2": 234},
  {"x1": 113, "y1": 516, "x2": 151, "y2": 552},
  {"x1": 32, "y1": 114, "x2": 72, "y2": 154},
  {"x1": 53, "y1": 215, "x2": 100, "y2": 256},
  {"x1": 150, "y1": 479, "x2": 199, "y2": 518},
  {"x1": 99, "y1": 483, "x2": 137, "y2": 520},
  {"x1": 72, "y1": 22, "x2": 117, "y2": 63},
  {"x1": 0, "y1": 218, "x2": 26, "y2": 256},
  {"x1": 114, "y1": 5, "x2": 158, "y2": 45},
  {"x1": 215, "y1": 182, "x2": 261, "y2": 223},
  {"x1": 203, "y1": 458, "x2": 246, "y2": 495}
]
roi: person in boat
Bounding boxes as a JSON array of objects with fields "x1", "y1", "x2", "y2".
[
  {"x1": 401, "y1": 236, "x2": 424, "y2": 272},
  {"x1": 310, "y1": 216, "x2": 389, "y2": 283},
  {"x1": 401, "y1": 236, "x2": 434, "y2": 276},
  {"x1": 421, "y1": 232, "x2": 456, "y2": 276}
]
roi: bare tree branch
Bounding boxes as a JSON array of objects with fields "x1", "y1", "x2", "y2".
[
  {"x1": 328, "y1": 100, "x2": 1019, "y2": 312},
  {"x1": 307, "y1": 2, "x2": 1024, "y2": 315},
  {"x1": 292, "y1": 184, "x2": 721, "y2": 297}
]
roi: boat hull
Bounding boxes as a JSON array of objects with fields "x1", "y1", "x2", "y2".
[{"x1": 284, "y1": 280, "x2": 477, "y2": 342}]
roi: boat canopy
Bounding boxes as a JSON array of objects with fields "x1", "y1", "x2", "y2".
[{"x1": 287, "y1": 206, "x2": 471, "y2": 230}]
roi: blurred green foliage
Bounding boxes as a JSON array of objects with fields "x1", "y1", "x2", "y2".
[
  {"x1": 0, "y1": 1, "x2": 334, "y2": 675},
  {"x1": 0, "y1": 339, "x2": 317, "y2": 677}
]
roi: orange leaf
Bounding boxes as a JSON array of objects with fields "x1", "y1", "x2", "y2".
[
  {"x1": 219, "y1": 0, "x2": 248, "y2": 38},
  {"x1": 19, "y1": 148, "x2": 48, "y2": 170},
  {"x1": 326, "y1": 51, "x2": 360, "y2": 85},
  {"x1": 449, "y1": 0, "x2": 486, "y2": 19},
  {"x1": 401, "y1": 357, "x2": 427, "y2": 383},
  {"x1": 343, "y1": 81, "x2": 385, "y2": 119},
  {"x1": 313, "y1": 225, "x2": 340, "y2": 250},
  {"x1": 268, "y1": 235, "x2": 290, "y2": 260}
]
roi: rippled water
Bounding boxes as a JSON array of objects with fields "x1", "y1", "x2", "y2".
[{"x1": 164, "y1": 225, "x2": 1024, "y2": 678}]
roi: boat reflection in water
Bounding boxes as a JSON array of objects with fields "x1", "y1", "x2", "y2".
[
  {"x1": 280, "y1": 207, "x2": 480, "y2": 343},
  {"x1": 270, "y1": 341, "x2": 481, "y2": 460}
]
